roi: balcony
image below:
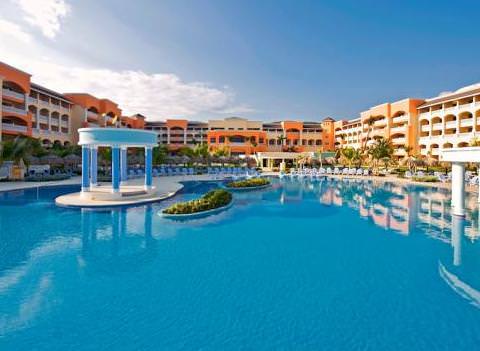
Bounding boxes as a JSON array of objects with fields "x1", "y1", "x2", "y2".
[
  {"x1": 38, "y1": 116, "x2": 49, "y2": 124},
  {"x1": 420, "y1": 125, "x2": 430, "y2": 132},
  {"x1": 419, "y1": 112, "x2": 430, "y2": 119},
  {"x1": 392, "y1": 115, "x2": 408, "y2": 123},
  {"x1": 374, "y1": 119, "x2": 387, "y2": 127},
  {"x1": 2, "y1": 105, "x2": 27, "y2": 115},
  {"x1": 2, "y1": 89, "x2": 25, "y2": 101},
  {"x1": 445, "y1": 121, "x2": 457, "y2": 129},
  {"x1": 444, "y1": 106, "x2": 456, "y2": 114},
  {"x1": 432, "y1": 124, "x2": 443, "y2": 131},
  {"x1": 391, "y1": 137, "x2": 406, "y2": 145},
  {"x1": 2, "y1": 123, "x2": 28, "y2": 133},
  {"x1": 393, "y1": 148, "x2": 406, "y2": 156},
  {"x1": 460, "y1": 119, "x2": 473, "y2": 127},
  {"x1": 390, "y1": 125, "x2": 406, "y2": 133},
  {"x1": 28, "y1": 96, "x2": 38, "y2": 104},
  {"x1": 87, "y1": 111, "x2": 99, "y2": 120},
  {"x1": 39, "y1": 99, "x2": 50, "y2": 106}
]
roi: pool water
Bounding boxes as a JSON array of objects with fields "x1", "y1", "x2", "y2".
[{"x1": 1, "y1": 178, "x2": 480, "y2": 350}]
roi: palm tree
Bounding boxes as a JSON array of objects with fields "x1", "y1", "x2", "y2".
[
  {"x1": 153, "y1": 145, "x2": 168, "y2": 165},
  {"x1": 276, "y1": 135, "x2": 286, "y2": 146},
  {"x1": 362, "y1": 116, "x2": 376, "y2": 149},
  {"x1": 0, "y1": 137, "x2": 31, "y2": 165},
  {"x1": 368, "y1": 138, "x2": 394, "y2": 174},
  {"x1": 341, "y1": 147, "x2": 360, "y2": 168}
]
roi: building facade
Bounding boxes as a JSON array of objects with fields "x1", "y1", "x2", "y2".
[
  {"x1": 0, "y1": 61, "x2": 144, "y2": 146},
  {"x1": 417, "y1": 84, "x2": 480, "y2": 160},
  {"x1": 145, "y1": 117, "x2": 336, "y2": 155}
]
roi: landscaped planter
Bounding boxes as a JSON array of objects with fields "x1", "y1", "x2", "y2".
[
  {"x1": 161, "y1": 189, "x2": 233, "y2": 219},
  {"x1": 224, "y1": 178, "x2": 271, "y2": 191},
  {"x1": 161, "y1": 200, "x2": 233, "y2": 219}
]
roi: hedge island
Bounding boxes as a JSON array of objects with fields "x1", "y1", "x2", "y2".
[
  {"x1": 162, "y1": 189, "x2": 232, "y2": 215},
  {"x1": 226, "y1": 177, "x2": 270, "y2": 189}
]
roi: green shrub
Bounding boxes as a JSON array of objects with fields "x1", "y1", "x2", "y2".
[
  {"x1": 412, "y1": 176, "x2": 438, "y2": 183},
  {"x1": 163, "y1": 189, "x2": 232, "y2": 215},
  {"x1": 226, "y1": 177, "x2": 270, "y2": 188}
]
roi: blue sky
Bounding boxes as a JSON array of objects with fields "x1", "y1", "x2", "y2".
[{"x1": 1, "y1": 0, "x2": 479, "y2": 121}]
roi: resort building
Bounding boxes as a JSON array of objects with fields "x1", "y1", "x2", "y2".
[
  {"x1": 145, "y1": 117, "x2": 336, "y2": 155},
  {"x1": 334, "y1": 98, "x2": 425, "y2": 159},
  {"x1": 417, "y1": 83, "x2": 480, "y2": 160},
  {"x1": 0, "y1": 61, "x2": 144, "y2": 146}
]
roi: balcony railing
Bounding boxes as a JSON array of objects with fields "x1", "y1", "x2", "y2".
[
  {"x1": 2, "y1": 105, "x2": 27, "y2": 115},
  {"x1": 391, "y1": 137, "x2": 406, "y2": 144},
  {"x1": 2, "y1": 89, "x2": 25, "y2": 100},
  {"x1": 445, "y1": 121, "x2": 457, "y2": 129},
  {"x1": 390, "y1": 125, "x2": 406, "y2": 133},
  {"x1": 87, "y1": 111, "x2": 99, "y2": 119},
  {"x1": 392, "y1": 115, "x2": 408, "y2": 123},
  {"x1": 2, "y1": 123, "x2": 28, "y2": 133},
  {"x1": 38, "y1": 116, "x2": 49, "y2": 124},
  {"x1": 420, "y1": 125, "x2": 430, "y2": 132},
  {"x1": 460, "y1": 119, "x2": 473, "y2": 127},
  {"x1": 28, "y1": 97, "x2": 38, "y2": 104}
]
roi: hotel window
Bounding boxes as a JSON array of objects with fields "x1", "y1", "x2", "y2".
[
  {"x1": 316, "y1": 140, "x2": 322, "y2": 145},
  {"x1": 219, "y1": 136, "x2": 225, "y2": 143},
  {"x1": 269, "y1": 139, "x2": 275, "y2": 145},
  {"x1": 210, "y1": 138, "x2": 216, "y2": 143},
  {"x1": 259, "y1": 138, "x2": 264, "y2": 144}
]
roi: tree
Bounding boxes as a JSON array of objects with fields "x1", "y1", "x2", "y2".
[
  {"x1": 362, "y1": 116, "x2": 376, "y2": 149},
  {"x1": 368, "y1": 138, "x2": 393, "y2": 174},
  {"x1": 98, "y1": 147, "x2": 111, "y2": 172},
  {"x1": 1, "y1": 137, "x2": 31, "y2": 165},
  {"x1": 276, "y1": 135, "x2": 286, "y2": 146},
  {"x1": 153, "y1": 145, "x2": 168, "y2": 165},
  {"x1": 341, "y1": 147, "x2": 361, "y2": 168}
]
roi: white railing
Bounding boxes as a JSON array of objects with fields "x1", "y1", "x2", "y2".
[
  {"x1": 460, "y1": 118, "x2": 473, "y2": 127},
  {"x1": 28, "y1": 97, "x2": 38, "y2": 104},
  {"x1": 444, "y1": 106, "x2": 456, "y2": 114},
  {"x1": 2, "y1": 89, "x2": 24, "y2": 100},
  {"x1": 391, "y1": 137, "x2": 406, "y2": 144},
  {"x1": 38, "y1": 116, "x2": 49, "y2": 124},
  {"x1": 390, "y1": 125, "x2": 406, "y2": 133},
  {"x1": 445, "y1": 121, "x2": 457, "y2": 129},
  {"x1": 87, "y1": 111, "x2": 99, "y2": 119},
  {"x1": 420, "y1": 125, "x2": 430, "y2": 132},
  {"x1": 431, "y1": 123, "x2": 443, "y2": 131},
  {"x1": 39, "y1": 99, "x2": 50, "y2": 106},
  {"x1": 2, "y1": 105, "x2": 27, "y2": 115},
  {"x1": 392, "y1": 115, "x2": 408, "y2": 123},
  {"x1": 2, "y1": 124, "x2": 28, "y2": 133}
]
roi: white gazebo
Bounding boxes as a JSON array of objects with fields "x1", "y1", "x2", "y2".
[
  {"x1": 56, "y1": 128, "x2": 164, "y2": 207},
  {"x1": 440, "y1": 147, "x2": 480, "y2": 217}
]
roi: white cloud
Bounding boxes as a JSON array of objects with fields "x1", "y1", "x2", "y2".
[
  {"x1": 0, "y1": 18, "x2": 32, "y2": 43},
  {"x1": 0, "y1": 7, "x2": 252, "y2": 121},
  {"x1": 30, "y1": 63, "x2": 248, "y2": 119},
  {"x1": 13, "y1": 0, "x2": 70, "y2": 39}
]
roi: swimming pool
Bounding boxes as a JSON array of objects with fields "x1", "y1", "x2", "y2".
[{"x1": 0, "y1": 178, "x2": 479, "y2": 350}]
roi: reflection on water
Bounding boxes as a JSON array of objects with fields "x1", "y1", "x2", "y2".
[{"x1": 1, "y1": 178, "x2": 480, "y2": 344}]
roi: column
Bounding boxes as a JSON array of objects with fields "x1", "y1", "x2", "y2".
[
  {"x1": 145, "y1": 146, "x2": 153, "y2": 189},
  {"x1": 451, "y1": 215, "x2": 464, "y2": 267},
  {"x1": 451, "y1": 162, "x2": 465, "y2": 217},
  {"x1": 120, "y1": 147, "x2": 128, "y2": 184},
  {"x1": 90, "y1": 146, "x2": 98, "y2": 187},
  {"x1": 167, "y1": 127, "x2": 171, "y2": 144},
  {"x1": 184, "y1": 129, "x2": 187, "y2": 144},
  {"x1": 478, "y1": 164, "x2": 480, "y2": 203},
  {"x1": 81, "y1": 145, "x2": 90, "y2": 193},
  {"x1": 111, "y1": 146, "x2": 120, "y2": 193}
]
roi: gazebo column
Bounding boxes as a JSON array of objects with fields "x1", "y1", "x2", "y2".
[
  {"x1": 111, "y1": 146, "x2": 120, "y2": 193},
  {"x1": 451, "y1": 215, "x2": 464, "y2": 267},
  {"x1": 144, "y1": 146, "x2": 153, "y2": 190},
  {"x1": 120, "y1": 147, "x2": 128, "y2": 184},
  {"x1": 90, "y1": 146, "x2": 98, "y2": 187},
  {"x1": 81, "y1": 145, "x2": 90, "y2": 193},
  {"x1": 451, "y1": 162, "x2": 466, "y2": 217}
]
